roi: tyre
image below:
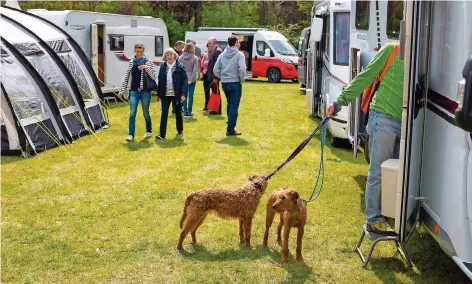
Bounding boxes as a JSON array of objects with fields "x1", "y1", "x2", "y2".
[
  {"x1": 330, "y1": 136, "x2": 351, "y2": 148},
  {"x1": 292, "y1": 79, "x2": 299, "y2": 83},
  {"x1": 267, "y1": 68, "x2": 281, "y2": 83}
]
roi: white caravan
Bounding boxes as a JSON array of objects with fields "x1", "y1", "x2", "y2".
[
  {"x1": 189, "y1": 28, "x2": 299, "y2": 83},
  {"x1": 30, "y1": 9, "x2": 170, "y2": 94},
  {"x1": 184, "y1": 30, "x2": 228, "y2": 54},
  {"x1": 307, "y1": 0, "x2": 351, "y2": 147},
  {"x1": 318, "y1": 0, "x2": 472, "y2": 279},
  {"x1": 297, "y1": 27, "x2": 311, "y2": 92}
]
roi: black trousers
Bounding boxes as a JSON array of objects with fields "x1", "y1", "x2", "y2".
[
  {"x1": 160, "y1": 96, "x2": 183, "y2": 138},
  {"x1": 203, "y1": 77, "x2": 211, "y2": 110}
]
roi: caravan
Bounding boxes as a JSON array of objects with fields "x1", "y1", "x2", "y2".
[
  {"x1": 307, "y1": 0, "x2": 351, "y2": 147},
  {"x1": 188, "y1": 28, "x2": 299, "y2": 83},
  {"x1": 30, "y1": 9, "x2": 170, "y2": 94},
  {"x1": 311, "y1": 0, "x2": 472, "y2": 279}
]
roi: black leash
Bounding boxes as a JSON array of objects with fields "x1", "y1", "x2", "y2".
[{"x1": 259, "y1": 118, "x2": 330, "y2": 204}]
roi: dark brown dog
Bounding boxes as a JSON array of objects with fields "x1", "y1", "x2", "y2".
[
  {"x1": 262, "y1": 188, "x2": 307, "y2": 263},
  {"x1": 177, "y1": 174, "x2": 268, "y2": 250}
]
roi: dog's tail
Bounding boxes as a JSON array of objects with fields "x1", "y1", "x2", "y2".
[{"x1": 180, "y1": 193, "x2": 194, "y2": 229}]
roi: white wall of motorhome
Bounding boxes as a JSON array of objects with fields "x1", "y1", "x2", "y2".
[
  {"x1": 30, "y1": 10, "x2": 170, "y2": 94},
  {"x1": 185, "y1": 30, "x2": 229, "y2": 55},
  {"x1": 309, "y1": 0, "x2": 351, "y2": 146}
]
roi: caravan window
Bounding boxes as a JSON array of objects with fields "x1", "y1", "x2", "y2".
[
  {"x1": 217, "y1": 41, "x2": 228, "y2": 50},
  {"x1": 386, "y1": 0, "x2": 403, "y2": 39},
  {"x1": 109, "y1": 34, "x2": 124, "y2": 51},
  {"x1": 355, "y1": 1, "x2": 369, "y2": 30},
  {"x1": 334, "y1": 12, "x2": 350, "y2": 66},
  {"x1": 155, "y1": 36, "x2": 164, "y2": 56}
]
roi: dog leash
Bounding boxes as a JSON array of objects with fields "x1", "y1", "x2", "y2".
[{"x1": 261, "y1": 117, "x2": 330, "y2": 204}]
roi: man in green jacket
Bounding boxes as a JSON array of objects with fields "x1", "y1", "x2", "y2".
[{"x1": 327, "y1": 43, "x2": 403, "y2": 234}]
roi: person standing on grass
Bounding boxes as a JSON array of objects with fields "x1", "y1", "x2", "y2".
[
  {"x1": 327, "y1": 43, "x2": 403, "y2": 234},
  {"x1": 179, "y1": 43, "x2": 199, "y2": 118},
  {"x1": 206, "y1": 37, "x2": 223, "y2": 115},
  {"x1": 118, "y1": 43, "x2": 156, "y2": 142},
  {"x1": 213, "y1": 36, "x2": 246, "y2": 136},
  {"x1": 155, "y1": 48, "x2": 188, "y2": 139},
  {"x1": 201, "y1": 49, "x2": 211, "y2": 110}
]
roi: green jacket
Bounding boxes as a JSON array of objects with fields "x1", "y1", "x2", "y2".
[{"x1": 336, "y1": 43, "x2": 404, "y2": 121}]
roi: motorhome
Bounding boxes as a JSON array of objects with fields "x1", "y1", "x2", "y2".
[
  {"x1": 297, "y1": 27, "x2": 311, "y2": 92},
  {"x1": 29, "y1": 9, "x2": 170, "y2": 94},
  {"x1": 310, "y1": 0, "x2": 472, "y2": 278},
  {"x1": 188, "y1": 27, "x2": 299, "y2": 83},
  {"x1": 184, "y1": 30, "x2": 228, "y2": 55},
  {"x1": 307, "y1": 0, "x2": 351, "y2": 147}
]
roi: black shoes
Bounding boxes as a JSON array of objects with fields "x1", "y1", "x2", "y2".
[{"x1": 226, "y1": 130, "x2": 241, "y2": 136}]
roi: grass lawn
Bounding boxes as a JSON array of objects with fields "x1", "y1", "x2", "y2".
[{"x1": 1, "y1": 80, "x2": 469, "y2": 283}]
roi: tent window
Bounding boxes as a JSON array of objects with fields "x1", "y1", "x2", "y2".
[
  {"x1": 155, "y1": 36, "x2": 164, "y2": 57},
  {"x1": 46, "y1": 40, "x2": 72, "y2": 54},
  {"x1": 109, "y1": 34, "x2": 124, "y2": 51},
  {"x1": 387, "y1": 0, "x2": 403, "y2": 39},
  {"x1": 13, "y1": 43, "x2": 44, "y2": 56},
  {"x1": 355, "y1": 1, "x2": 369, "y2": 30}
]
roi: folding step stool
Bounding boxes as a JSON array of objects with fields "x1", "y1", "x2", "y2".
[{"x1": 355, "y1": 224, "x2": 413, "y2": 268}]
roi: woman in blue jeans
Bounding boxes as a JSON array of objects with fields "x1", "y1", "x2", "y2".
[
  {"x1": 179, "y1": 43, "x2": 199, "y2": 117},
  {"x1": 118, "y1": 43, "x2": 156, "y2": 142}
]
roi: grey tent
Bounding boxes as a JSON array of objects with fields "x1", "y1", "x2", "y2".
[
  {"x1": 0, "y1": 17, "x2": 90, "y2": 140},
  {"x1": 1, "y1": 6, "x2": 108, "y2": 130},
  {"x1": 1, "y1": 41, "x2": 68, "y2": 155}
]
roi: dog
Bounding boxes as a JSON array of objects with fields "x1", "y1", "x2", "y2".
[
  {"x1": 177, "y1": 174, "x2": 268, "y2": 250},
  {"x1": 262, "y1": 188, "x2": 307, "y2": 263}
]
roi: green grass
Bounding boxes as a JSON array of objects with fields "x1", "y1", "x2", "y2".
[{"x1": 1, "y1": 80, "x2": 469, "y2": 283}]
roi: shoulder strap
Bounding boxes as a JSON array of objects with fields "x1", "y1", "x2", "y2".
[{"x1": 378, "y1": 44, "x2": 399, "y2": 82}]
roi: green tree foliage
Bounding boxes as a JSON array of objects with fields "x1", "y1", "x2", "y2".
[{"x1": 10, "y1": 1, "x2": 312, "y2": 48}]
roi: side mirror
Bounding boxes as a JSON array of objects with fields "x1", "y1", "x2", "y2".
[
  {"x1": 310, "y1": 17, "x2": 323, "y2": 44},
  {"x1": 264, "y1": 48, "x2": 271, "y2": 57},
  {"x1": 455, "y1": 56, "x2": 472, "y2": 132}
]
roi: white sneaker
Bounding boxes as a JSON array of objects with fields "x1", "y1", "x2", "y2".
[
  {"x1": 126, "y1": 135, "x2": 134, "y2": 142},
  {"x1": 143, "y1": 132, "x2": 152, "y2": 138}
]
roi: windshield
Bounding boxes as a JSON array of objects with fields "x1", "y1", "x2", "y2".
[{"x1": 268, "y1": 40, "x2": 297, "y2": 56}]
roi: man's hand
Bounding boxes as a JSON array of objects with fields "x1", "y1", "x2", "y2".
[
  {"x1": 327, "y1": 102, "x2": 339, "y2": 117},
  {"x1": 213, "y1": 79, "x2": 218, "y2": 85},
  {"x1": 181, "y1": 96, "x2": 185, "y2": 102},
  {"x1": 188, "y1": 80, "x2": 192, "y2": 85}
]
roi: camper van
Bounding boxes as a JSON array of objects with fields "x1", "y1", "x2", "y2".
[
  {"x1": 307, "y1": 0, "x2": 351, "y2": 147},
  {"x1": 297, "y1": 27, "x2": 311, "y2": 92},
  {"x1": 29, "y1": 10, "x2": 170, "y2": 94},
  {"x1": 188, "y1": 28, "x2": 299, "y2": 83},
  {"x1": 184, "y1": 30, "x2": 228, "y2": 55},
  {"x1": 310, "y1": 0, "x2": 472, "y2": 278}
]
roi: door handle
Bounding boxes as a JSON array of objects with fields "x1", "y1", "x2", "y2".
[{"x1": 255, "y1": 56, "x2": 257, "y2": 60}]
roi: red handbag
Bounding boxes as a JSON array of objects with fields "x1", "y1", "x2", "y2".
[{"x1": 207, "y1": 83, "x2": 221, "y2": 112}]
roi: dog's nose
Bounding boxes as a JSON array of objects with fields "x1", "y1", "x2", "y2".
[{"x1": 272, "y1": 204, "x2": 276, "y2": 209}]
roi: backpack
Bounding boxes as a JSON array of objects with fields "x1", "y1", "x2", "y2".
[{"x1": 361, "y1": 44, "x2": 400, "y2": 113}]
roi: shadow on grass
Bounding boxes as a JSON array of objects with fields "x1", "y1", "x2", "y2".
[
  {"x1": 216, "y1": 137, "x2": 249, "y2": 147},
  {"x1": 179, "y1": 244, "x2": 314, "y2": 283},
  {"x1": 245, "y1": 79, "x2": 297, "y2": 85},
  {"x1": 0, "y1": 156, "x2": 25, "y2": 165},
  {"x1": 370, "y1": 257, "x2": 413, "y2": 283},
  {"x1": 122, "y1": 139, "x2": 154, "y2": 151},
  {"x1": 354, "y1": 175, "x2": 367, "y2": 211},
  {"x1": 183, "y1": 117, "x2": 198, "y2": 123},
  {"x1": 203, "y1": 112, "x2": 225, "y2": 121},
  {"x1": 156, "y1": 136, "x2": 187, "y2": 148}
]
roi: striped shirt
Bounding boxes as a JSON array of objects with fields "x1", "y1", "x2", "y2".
[{"x1": 119, "y1": 59, "x2": 156, "y2": 94}]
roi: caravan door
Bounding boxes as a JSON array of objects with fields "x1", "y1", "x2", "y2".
[{"x1": 90, "y1": 22, "x2": 105, "y2": 87}]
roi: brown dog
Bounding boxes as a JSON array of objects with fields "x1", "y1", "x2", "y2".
[
  {"x1": 262, "y1": 188, "x2": 307, "y2": 263},
  {"x1": 177, "y1": 174, "x2": 268, "y2": 250}
]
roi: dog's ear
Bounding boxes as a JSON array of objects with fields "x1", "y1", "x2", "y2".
[
  {"x1": 290, "y1": 191, "x2": 299, "y2": 200},
  {"x1": 249, "y1": 175, "x2": 256, "y2": 181}
]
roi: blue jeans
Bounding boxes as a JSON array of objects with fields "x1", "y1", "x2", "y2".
[
  {"x1": 365, "y1": 110, "x2": 401, "y2": 224},
  {"x1": 129, "y1": 90, "x2": 152, "y2": 136},
  {"x1": 222, "y1": 82, "x2": 242, "y2": 132},
  {"x1": 182, "y1": 82, "x2": 196, "y2": 115}
]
